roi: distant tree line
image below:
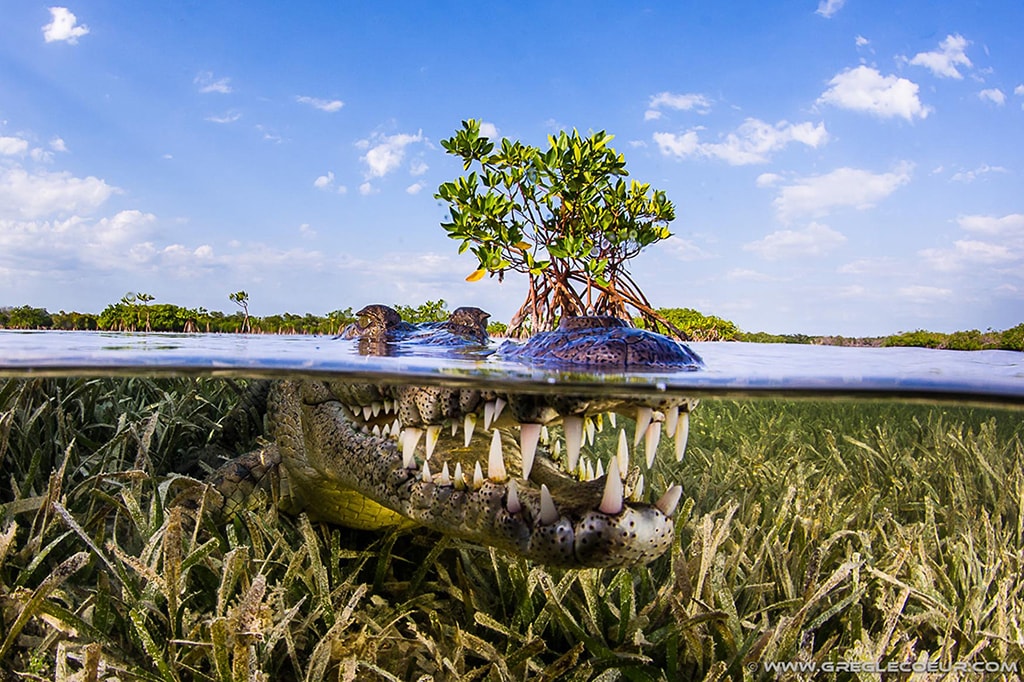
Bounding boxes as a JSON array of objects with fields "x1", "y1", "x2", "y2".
[{"x1": 1, "y1": 298, "x2": 1021, "y2": 351}]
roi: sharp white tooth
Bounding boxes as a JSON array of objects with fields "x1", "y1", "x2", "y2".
[
  {"x1": 454, "y1": 462, "x2": 465, "y2": 489},
  {"x1": 563, "y1": 416, "x2": 583, "y2": 472},
  {"x1": 599, "y1": 458, "x2": 623, "y2": 515},
  {"x1": 360, "y1": 425, "x2": 370, "y2": 435},
  {"x1": 585, "y1": 458, "x2": 595, "y2": 482},
  {"x1": 488, "y1": 430, "x2": 507, "y2": 481},
  {"x1": 493, "y1": 397, "x2": 506, "y2": 422},
  {"x1": 483, "y1": 401, "x2": 495, "y2": 430},
  {"x1": 585, "y1": 417, "x2": 595, "y2": 445},
  {"x1": 634, "y1": 407, "x2": 653, "y2": 447},
  {"x1": 464, "y1": 413, "x2": 477, "y2": 446},
  {"x1": 553, "y1": 439, "x2": 561, "y2": 459},
  {"x1": 392, "y1": 418, "x2": 402, "y2": 437},
  {"x1": 440, "y1": 462, "x2": 452, "y2": 486},
  {"x1": 577, "y1": 458, "x2": 587, "y2": 481},
  {"x1": 540, "y1": 425, "x2": 550, "y2": 444},
  {"x1": 506, "y1": 479, "x2": 521, "y2": 514},
  {"x1": 519, "y1": 423, "x2": 541, "y2": 481},
  {"x1": 608, "y1": 412, "x2": 617, "y2": 428},
  {"x1": 596, "y1": 459, "x2": 605, "y2": 479},
  {"x1": 616, "y1": 429, "x2": 629, "y2": 477},
  {"x1": 675, "y1": 411, "x2": 689, "y2": 461},
  {"x1": 383, "y1": 399, "x2": 393, "y2": 414},
  {"x1": 595, "y1": 413, "x2": 604, "y2": 433},
  {"x1": 645, "y1": 422, "x2": 662, "y2": 468},
  {"x1": 655, "y1": 485, "x2": 683, "y2": 517},
  {"x1": 421, "y1": 460, "x2": 432, "y2": 483},
  {"x1": 631, "y1": 474, "x2": 645, "y2": 502},
  {"x1": 362, "y1": 405, "x2": 373, "y2": 420},
  {"x1": 539, "y1": 484, "x2": 559, "y2": 524},
  {"x1": 473, "y1": 461, "x2": 484, "y2": 489},
  {"x1": 665, "y1": 405, "x2": 679, "y2": 437},
  {"x1": 372, "y1": 424, "x2": 381, "y2": 437},
  {"x1": 451, "y1": 420, "x2": 458, "y2": 437},
  {"x1": 425, "y1": 425, "x2": 441, "y2": 460},
  {"x1": 372, "y1": 402, "x2": 382, "y2": 417},
  {"x1": 402, "y1": 428, "x2": 422, "y2": 469}
]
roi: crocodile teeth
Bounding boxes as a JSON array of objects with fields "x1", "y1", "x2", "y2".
[
  {"x1": 665, "y1": 405, "x2": 679, "y2": 437},
  {"x1": 595, "y1": 459, "x2": 605, "y2": 479},
  {"x1": 473, "y1": 461, "x2": 484, "y2": 489},
  {"x1": 540, "y1": 425, "x2": 550, "y2": 444},
  {"x1": 608, "y1": 412, "x2": 617, "y2": 428},
  {"x1": 630, "y1": 473, "x2": 645, "y2": 502},
  {"x1": 585, "y1": 458, "x2": 595, "y2": 482},
  {"x1": 464, "y1": 414, "x2": 477, "y2": 447},
  {"x1": 451, "y1": 421, "x2": 458, "y2": 437},
  {"x1": 454, "y1": 462, "x2": 465, "y2": 489},
  {"x1": 371, "y1": 402, "x2": 382, "y2": 417},
  {"x1": 645, "y1": 422, "x2": 662, "y2": 468},
  {"x1": 484, "y1": 398, "x2": 506, "y2": 430},
  {"x1": 371, "y1": 424, "x2": 381, "y2": 437},
  {"x1": 440, "y1": 462, "x2": 452, "y2": 486},
  {"x1": 634, "y1": 407, "x2": 653, "y2": 447},
  {"x1": 563, "y1": 416, "x2": 583, "y2": 472},
  {"x1": 383, "y1": 399, "x2": 393, "y2": 414},
  {"x1": 488, "y1": 430, "x2": 507, "y2": 481},
  {"x1": 506, "y1": 479, "x2": 521, "y2": 514},
  {"x1": 616, "y1": 429, "x2": 629, "y2": 477},
  {"x1": 362, "y1": 405, "x2": 373, "y2": 421},
  {"x1": 402, "y1": 427, "x2": 422, "y2": 469},
  {"x1": 655, "y1": 485, "x2": 683, "y2": 517},
  {"x1": 539, "y1": 484, "x2": 559, "y2": 524},
  {"x1": 421, "y1": 460, "x2": 432, "y2": 483},
  {"x1": 675, "y1": 411, "x2": 689, "y2": 461},
  {"x1": 599, "y1": 458, "x2": 623, "y2": 514},
  {"x1": 519, "y1": 423, "x2": 541, "y2": 481},
  {"x1": 425, "y1": 425, "x2": 441, "y2": 460},
  {"x1": 585, "y1": 417, "x2": 596, "y2": 445}
]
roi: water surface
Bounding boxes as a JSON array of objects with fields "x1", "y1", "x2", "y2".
[{"x1": 1, "y1": 330, "x2": 1021, "y2": 407}]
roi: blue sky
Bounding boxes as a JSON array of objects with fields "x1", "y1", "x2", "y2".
[{"x1": 1, "y1": 1, "x2": 1021, "y2": 335}]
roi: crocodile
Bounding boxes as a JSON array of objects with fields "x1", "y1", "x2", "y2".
[{"x1": 210, "y1": 305, "x2": 702, "y2": 568}]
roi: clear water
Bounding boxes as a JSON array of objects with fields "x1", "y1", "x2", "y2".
[{"x1": 1, "y1": 330, "x2": 1021, "y2": 408}]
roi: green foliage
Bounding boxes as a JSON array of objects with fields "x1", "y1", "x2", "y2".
[
  {"x1": 392, "y1": 298, "x2": 449, "y2": 323},
  {"x1": 882, "y1": 329, "x2": 947, "y2": 348},
  {"x1": 437, "y1": 119, "x2": 676, "y2": 336},
  {"x1": 0, "y1": 305, "x2": 53, "y2": 329},
  {"x1": 654, "y1": 307, "x2": 740, "y2": 341},
  {"x1": 1001, "y1": 322, "x2": 1024, "y2": 351},
  {"x1": 738, "y1": 331, "x2": 815, "y2": 344}
]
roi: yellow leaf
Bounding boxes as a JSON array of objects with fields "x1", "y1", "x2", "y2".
[
  {"x1": 465, "y1": 269, "x2": 486, "y2": 282},
  {"x1": 515, "y1": 241, "x2": 531, "y2": 251}
]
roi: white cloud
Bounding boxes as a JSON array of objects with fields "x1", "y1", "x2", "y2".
[
  {"x1": 359, "y1": 131, "x2": 425, "y2": 179},
  {"x1": 816, "y1": 0, "x2": 845, "y2": 18},
  {"x1": 855, "y1": 35, "x2": 870, "y2": 47},
  {"x1": 0, "y1": 136, "x2": 30, "y2": 156},
  {"x1": 978, "y1": 88, "x2": 1005, "y2": 105},
  {"x1": 406, "y1": 182, "x2": 424, "y2": 195},
  {"x1": 662, "y1": 236, "x2": 714, "y2": 261},
  {"x1": 358, "y1": 181, "x2": 375, "y2": 195},
  {"x1": 838, "y1": 257, "x2": 899, "y2": 275},
  {"x1": 1016, "y1": 85, "x2": 1024, "y2": 96},
  {"x1": 194, "y1": 71, "x2": 233, "y2": 94},
  {"x1": 725, "y1": 268, "x2": 785, "y2": 282},
  {"x1": 409, "y1": 159, "x2": 429, "y2": 176},
  {"x1": 42, "y1": 7, "x2": 89, "y2": 44},
  {"x1": 755, "y1": 173, "x2": 783, "y2": 187},
  {"x1": 908, "y1": 34, "x2": 972, "y2": 79},
  {"x1": 478, "y1": 122, "x2": 499, "y2": 138},
  {"x1": 0, "y1": 167, "x2": 119, "y2": 219},
  {"x1": 950, "y1": 164, "x2": 1007, "y2": 183},
  {"x1": 818, "y1": 66, "x2": 930, "y2": 121},
  {"x1": 772, "y1": 164, "x2": 912, "y2": 221},
  {"x1": 957, "y1": 213, "x2": 1024, "y2": 236},
  {"x1": 205, "y1": 111, "x2": 241, "y2": 124},
  {"x1": 645, "y1": 92, "x2": 712, "y2": 120},
  {"x1": 296, "y1": 96, "x2": 344, "y2": 112},
  {"x1": 50, "y1": 137, "x2": 68, "y2": 153},
  {"x1": 898, "y1": 285, "x2": 953, "y2": 302},
  {"x1": 313, "y1": 172, "x2": 335, "y2": 189},
  {"x1": 654, "y1": 118, "x2": 827, "y2": 165},
  {"x1": 743, "y1": 222, "x2": 846, "y2": 260}
]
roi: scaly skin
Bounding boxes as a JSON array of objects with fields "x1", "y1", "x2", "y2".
[{"x1": 217, "y1": 305, "x2": 702, "y2": 568}]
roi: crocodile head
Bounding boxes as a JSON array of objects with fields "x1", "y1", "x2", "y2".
[{"x1": 265, "y1": 306, "x2": 701, "y2": 568}]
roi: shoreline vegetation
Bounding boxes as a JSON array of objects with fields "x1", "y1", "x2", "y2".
[
  {"x1": 0, "y1": 379, "x2": 1021, "y2": 678},
  {"x1": 1, "y1": 300, "x2": 1022, "y2": 352}
]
